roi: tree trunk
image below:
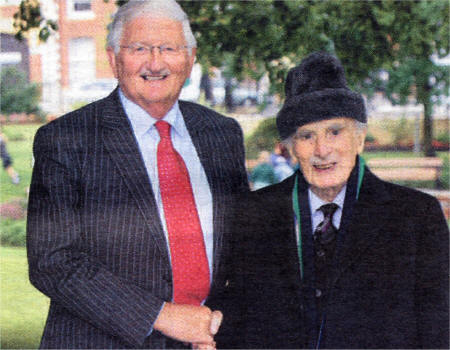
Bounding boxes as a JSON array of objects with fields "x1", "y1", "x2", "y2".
[
  {"x1": 422, "y1": 92, "x2": 436, "y2": 157},
  {"x1": 225, "y1": 78, "x2": 234, "y2": 112}
]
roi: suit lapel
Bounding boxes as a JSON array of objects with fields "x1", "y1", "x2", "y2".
[
  {"x1": 330, "y1": 169, "x2": 392, "y2": 286},
  {"x1": 99, "y1": 90, "x2": 169, "y2": 263},
  {"x1": 179, "y1": 102, "x2": 226, "y2": 281}
]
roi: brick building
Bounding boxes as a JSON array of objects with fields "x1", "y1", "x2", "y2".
[{"x1": 1, "y1": 0, "x2": 118, "y2": 113}]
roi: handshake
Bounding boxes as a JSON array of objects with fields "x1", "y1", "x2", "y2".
[{"x1": 154, "y1": 303, "x2": 223, "y2": 349}]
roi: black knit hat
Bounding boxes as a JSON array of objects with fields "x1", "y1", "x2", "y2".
[{"x1": 276, "y1": 51, "x2": 366, "y2": 140}]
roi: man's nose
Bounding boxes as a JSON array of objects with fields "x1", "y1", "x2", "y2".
[
  {"x1": 314, "y1": 135, "x2": 332, "y2": 158},
  {"x1": 147, "y1": 48, "x2": 166, "y2": 70}
]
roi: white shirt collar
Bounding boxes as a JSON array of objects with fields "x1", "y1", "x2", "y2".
[
  {"x1": 309, "y1": 185, "x2": 347, "y2": 213},
  {"x1": 118, "y1": 88, "x2": 185, "y2": 138}
]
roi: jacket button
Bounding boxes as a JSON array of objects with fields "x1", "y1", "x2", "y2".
[{"x1": 315, "y1": 289, "x2": 322, "y2": 297}]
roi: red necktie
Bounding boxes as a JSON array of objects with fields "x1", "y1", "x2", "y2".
[{"x1": 155, "y1": 120, "x2": 210, "y2": 305}]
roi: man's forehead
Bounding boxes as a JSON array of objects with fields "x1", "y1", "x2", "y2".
[
  {"x1": 120, "y1": 17, "x2": 185, "y2": 48},
  {"x1": 297, "y1": 117, "x2": 353, "y2": 131}
]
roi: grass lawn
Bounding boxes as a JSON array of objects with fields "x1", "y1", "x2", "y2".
[{"x1": 1, "y1": 246, "x2": 48, "y2": 349}]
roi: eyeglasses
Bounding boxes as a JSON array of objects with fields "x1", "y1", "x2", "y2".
[{"x1": 120, "y1": 43, "x2": 189, "y2": 57}]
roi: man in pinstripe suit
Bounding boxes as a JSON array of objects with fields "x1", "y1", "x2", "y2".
[{"x1": 26, "y1": 1, "x2": 248, "y2": 348}]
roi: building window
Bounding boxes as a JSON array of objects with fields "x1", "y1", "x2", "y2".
[
  {"x1": 74, "y1": 0, "x2": 91, "y2": 12},
  {"x1": 69, "y1": 37, "x2": 95, "y2": 87},
  {"x1": 67, "y1": 0, "x2": 94, "y2": 20}
]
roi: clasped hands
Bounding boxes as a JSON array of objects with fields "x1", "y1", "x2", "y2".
[{"x1": 154, "y1": 302, "x2": 223, "y2": 349}]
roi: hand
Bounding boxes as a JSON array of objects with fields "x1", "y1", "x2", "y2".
[
  {"x1": 192, "y1": 310, "x2": 223, "y2": 350},
  {"x1": 154, "y1": 303, "x2": 220, "y2": 345}
]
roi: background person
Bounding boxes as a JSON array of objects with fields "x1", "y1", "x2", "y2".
[
  {"x1": 26, "y1": 1, "x2": 248, "y2": 349},
  {"x1": 219, "y1": 52, "x2": 449, "y2": 349},
  {"x1": 0, "y1": 131, "x2": 20, "y2": 184},
  {"x1": 250, "y1": 150, "x2": 276, "y2": 190}
]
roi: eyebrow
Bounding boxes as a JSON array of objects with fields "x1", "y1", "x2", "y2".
[
  {"x1": 298, "y1": 122, "x2": 345, "y2": 134},
  {"x1": 296, "y1": 129, "x2": 313, "y2": 136},
  {"x1": 327, "y1": 123, "x2": 346, "y2": 130}
]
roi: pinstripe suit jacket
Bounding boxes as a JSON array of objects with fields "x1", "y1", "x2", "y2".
[{"x1": 26, "y1": 89, "x2": 249, "y2": 349}]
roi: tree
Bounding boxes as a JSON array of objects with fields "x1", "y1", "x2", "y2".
[
  {"x1": 300, "y1": 0, "x2": 449, "y2": 155},
  {"x1": 13, "y1": 0, "x2": 57, "y2": 41},
  {"x1": 13, "y1": 0, "x2": 449, "y2": 154},
  {"x1": 380, "y1": 1, "x2": 449, "y2": 156}
]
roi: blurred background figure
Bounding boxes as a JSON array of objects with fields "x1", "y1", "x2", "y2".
[
  {"x1": 270, "y1": 142, "x2": 294, "y2": 182},
  {"x1": 250, "y1": 150, "x2": 276, "y2": 190},
  {"x1": 0, "y1": 131, "x2": 20, "y2": 184}
]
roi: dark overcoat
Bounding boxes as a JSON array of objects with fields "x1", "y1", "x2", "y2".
[
  {"x1": 26, "y1": 89, "x2": 249, "y2": 349},
  {"x1": 218, "y1": 168, "x2": 449, "y2": 349}
]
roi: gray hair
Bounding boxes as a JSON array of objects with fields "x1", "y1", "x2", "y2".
[
  {"x1": 281, "y1": 119, "x2": 368, "y2": 149},
  {"x1": 107, "y1": 0, "x2": 197, "y2": 55}
]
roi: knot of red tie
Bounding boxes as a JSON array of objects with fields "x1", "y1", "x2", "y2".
[{"x1": 155, "y1": 120, "x2": 171, "y2": 139}]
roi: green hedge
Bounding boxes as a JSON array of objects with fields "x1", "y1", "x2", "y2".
[
  {"x1": 245, "y1": 117, "x2": 279, "y2": 159},
  {"x1": 0, "y1": 219, "x2": 26, "y2": 247}
]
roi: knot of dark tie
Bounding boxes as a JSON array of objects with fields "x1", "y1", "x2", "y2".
[
  {"x1": 320, "y1": 202, "x2": 339, "y2": 218},
  {"x1": 315, "y1": 203, "x2": 339, "y2": 245}
]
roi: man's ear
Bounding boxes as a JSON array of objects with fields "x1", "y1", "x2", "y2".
[
  {"x1": 187, "y1": 47, "x2": 197, "y2": 75},
  {"x1": 357, "y1": 129, "x2": 367, "y2": 154},
  {"x1": 107, "y1": 47, "x2": 118, "y2": 78}
]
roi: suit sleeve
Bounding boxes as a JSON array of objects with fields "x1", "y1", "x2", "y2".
[
  {"x1": 228, "y1": 118, "x2": 249, "y2": 194},
  {"x1": 26, "y1": 126, "x2": 164, "y2": 348},
  {"x1": 415, "y1": 196, "x2": 449, "y2": 349}
]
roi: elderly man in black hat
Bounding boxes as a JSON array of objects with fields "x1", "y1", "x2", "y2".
[{"x1": 217, "y1": 52, "x2": 449, "y2": 349}]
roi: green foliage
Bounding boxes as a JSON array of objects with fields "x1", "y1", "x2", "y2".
[
  {"x1": 365, "y1": 132, "x2": 376, "y2": 143},
  {"x1": 392, "y1": 117, "x2": 413, "y2": 146},
  {"x1": 0, "y1": 67, "x2": 41, "y2": 115},
  {"x1": 13, "y1": 0, "x2": 57, "y2": 41},
  {"x1": 0, "y1": 219, "x2": 26, "y2": 247},
  {"x1": 16, "y1": 1, "x2": 449, "y2": 95},
  {"x1": 14, "y1": 0, "x2": 449, "y2": 154},
  {"x1": 436, "y1": 131, "x2": 450, "y2": 144},
  {"x1": 245, "y1": 117, "x2": 279, "y2": 159}
]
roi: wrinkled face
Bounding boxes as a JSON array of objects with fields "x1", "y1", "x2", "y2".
[
  {"x1": 107, "y1": 16, "x2": 196, "y2": 118},
  {"x1": 291, "y1": 117, "x2": 366, "y2": 201}
]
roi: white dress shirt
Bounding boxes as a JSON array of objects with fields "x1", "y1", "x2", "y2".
[{"x1": 119, "y1": 90, "x2": 214, "y2": 277}]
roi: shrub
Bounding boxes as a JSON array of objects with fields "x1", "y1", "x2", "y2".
[
  {"x1": 245, "y1": 117, "x2": 279, "y2": 159},
  {"x1": 0, "y1": 67, "x2": 41, "y2": 116},
  {"x1": 391, "y1": 116, "x2": 413, "y2": 146},
  {"x1": 365, "y1": 132, "x2": 376, "y2": 143},
  {"x1": 436, "y1": 131, "x2": 450, "y2": 144},
  {"x1": 0, "y1": 219, "x2": 26, "y2": 247}
]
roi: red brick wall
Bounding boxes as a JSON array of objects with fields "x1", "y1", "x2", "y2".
[
  {"x1": 58, "y1": 0, "x2": 116, "y2": 87},
  {"x1": 29, "y1": 53, "x2": 41, "y2": 82}
]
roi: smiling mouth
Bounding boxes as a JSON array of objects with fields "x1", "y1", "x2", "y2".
[
  {"x1": 313, "y1": 162, "x2": 336, "y2": 170},
  {"x1": 140, "y1": 74, "x2": 169, "y2": 81}
]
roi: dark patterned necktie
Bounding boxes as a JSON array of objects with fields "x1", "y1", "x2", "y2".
[
  {"x1": 156, "y1": 121, "x2": 210, "y2": 305},
  {"x1": 313, "y1": 203, "x2": 339, "y2": 314}
]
